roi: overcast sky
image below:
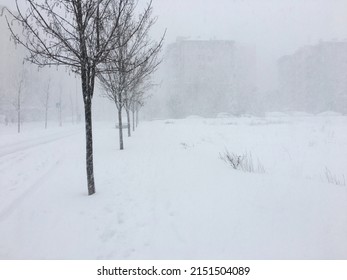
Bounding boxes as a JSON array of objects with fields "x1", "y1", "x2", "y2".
[
  {"x1": 150, "y1": 0, "x2": 347, "y2": 48},
  {"x1": 1, "y1": 0, "x2": 347, "y2": 91}
]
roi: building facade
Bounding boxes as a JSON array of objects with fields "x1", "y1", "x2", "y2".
[
  {"x1": 278, "y1": 41, "x2": 347, "y2": 113},
  {"x1": 157, "y1": 38, "x2": 256, "y2": 118}
]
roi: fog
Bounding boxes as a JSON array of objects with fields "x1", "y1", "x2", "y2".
[
  {"x1": 144, "y1": 0, "x2": 347, "y2": 118},
  {"x1": 148, "y1": 0, "x2": 347, "y2": 91},
  {"x1": 1, "y1": 0, "x2": 347, "y2": 120}
]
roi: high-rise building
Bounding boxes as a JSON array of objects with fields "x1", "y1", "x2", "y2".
[
  {"x1": 155, "y1": 38, "x2": 256, "y2": 118},
  {"x1": 278, "y1": 41, "x2": 347, "y2": 113}
]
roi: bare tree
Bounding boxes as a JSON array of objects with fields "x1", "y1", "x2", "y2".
[
  {"x1": 75, "y1": 78, "x2": 81, "y2": 124},
  {"x1": 4, "y1": 0, "x2": 141, "y2": 195},
  {"x1": 57, "y1": 85, "x2": 63, "y2": 127},
  {"x1": 129, "y1": 93, "x2": 143, "y2": 132},
  {"x1": 13, "y1": 70, "x2": 25, "y2": 133},
  {"x1": 69, "y1": 89, "x2": 75, "y2": 124},
  {"x1": 135, "y1": 99, "x2": 143, "y2": 127},
  {"x1": 7, "y1": 64, "x2": 28, "y2": 134},
  {"x1": 99, "y1": 0, "x2": 164, "y2": 149},
  {"x1": 42, "y1": 77, "x2": 50, "y2": 129},
  {"x1": 123, "y1": 73, "x2": 152, "y2": 137},
  {"x1": 127, "y1": 79, "x2": 155, "y2": 132}
]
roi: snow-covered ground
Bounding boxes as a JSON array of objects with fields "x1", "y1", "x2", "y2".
[{"x1": 0, "y1": 116, "x2": 346, "y2": 259}]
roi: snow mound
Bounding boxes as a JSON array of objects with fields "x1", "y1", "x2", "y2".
[
  {"x1": 265, "y1": 111, "x2": 288, "y2": 118},
  {"x1": 317, "y1": 111, "x2": 342, "y2": 117},
  {"x1": 185, "y1": 115, "x2": 203, "y2": 119},
  {"x1": 240, "y1": 113, "x2": 254, "y2": 118},
  {"x1": 289, "y1": 111, "x2": 313, "y2": 117},
  {"x1": 216, "y1": 112, "x2": 233, "y2": 118}
]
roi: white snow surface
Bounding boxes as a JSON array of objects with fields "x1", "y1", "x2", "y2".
[{"x1": 0, "y1": 116, "x2": 346, "y2": 259}]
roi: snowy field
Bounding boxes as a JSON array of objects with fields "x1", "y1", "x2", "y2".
[{"x1": 0, "y1": 115, "x2": 346, "y2": 259}]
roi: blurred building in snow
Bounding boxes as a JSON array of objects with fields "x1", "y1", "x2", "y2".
[
  {"x1": 147, "y1": 38, "x2": 256, "y2": 118},
  {"x1": 278, "y1": 41, "x2": 347, "y2": 113}
]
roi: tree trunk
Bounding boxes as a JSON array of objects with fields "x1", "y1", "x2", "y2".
[
  {"x1": 132, "y1": 110, "x2": 135, "y2": 132},
  {"x1": 136, "y1": 109, "x2": 139, "y2": 127},
  {"x1": 84, "y1": 100, "x2": 95, "y2": 195},
  {"x1": 118, "y1": 107, "x2": 124, "y2": 150},
  {"x1": 126, "y1": 109, "x2": 131, "y2": 137},
  {"x1": 58, "y1": 88, "x2": 63, "y2": 127},
  {"x1": 70, "y1": 91, "x2": 74, "y2": 124},
  {"x1": 45, "y1": 79, "x2": 50, "y2": 129},
  {"x1": 75, "y1": 81, "x2": 80, "y2": 124},
  {"x1": 59, "y1": 103, "x2": 62, "y2": 127},
  {"x1": 17, "y1": 94, "x2": 20, "y2": 134},
  {"x1": 45, "y1": 106, "x2": 48, "y2": 129},
  {"x1": 17, "y1": 109, "x2": 20, "y2": 133}
]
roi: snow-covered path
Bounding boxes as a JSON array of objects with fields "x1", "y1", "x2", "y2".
[
  {"x1": 0, "y1": 129, "x2": 79, "y2": 157},
  {"x1": 0, "y1": 126, "x2": 83, "y2": 221},
  {"x1": 0, "y1": 117, "x2": 346, "y2": 259}
]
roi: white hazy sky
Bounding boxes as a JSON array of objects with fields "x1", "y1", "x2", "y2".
[
  {"x1": 1, "y1": 0, "x2": 347, "y2": 91},
  {"x1": 148, "y1": 0, "x2": 347, "y2": 91}
]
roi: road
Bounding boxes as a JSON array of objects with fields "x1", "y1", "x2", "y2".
[{"x1": 0, "y1": 126, "x2": 84, "y2": 220}]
